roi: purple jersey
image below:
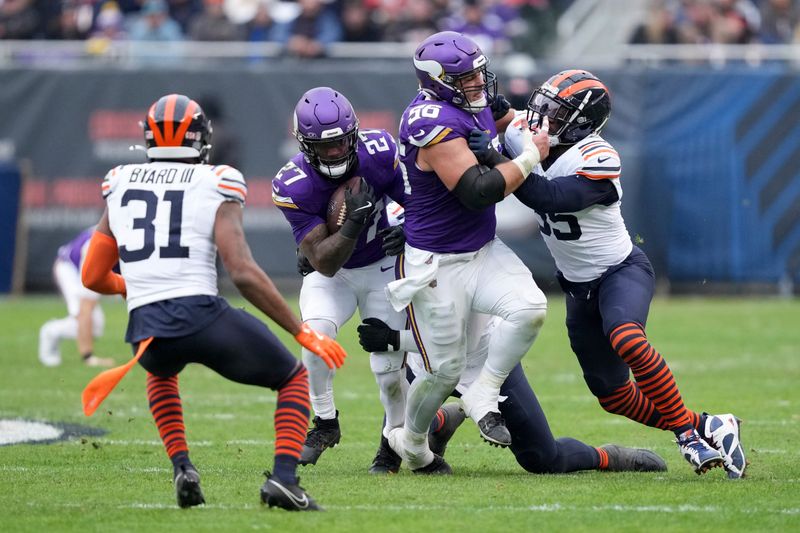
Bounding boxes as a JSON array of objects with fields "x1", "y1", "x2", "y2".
[
  {"x1": 398, "y1": 92, "x2": 498, "y2": 253},
  {"x1": 56, "y1": 227, "x2": 94, "y2": 269},
  {"x1": 272, "y1": 129, "x2": 405, "y2": 269}
]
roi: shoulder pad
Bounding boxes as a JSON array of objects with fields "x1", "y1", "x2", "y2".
[
  {"x1": 575, "y1": 137, "x2": 621, "y2": 180},
  {"x1": 402, "y1": 102, "x2": 470, "y2": 148},
  {"x1": 210, "y1": 164, "x2": 247, "y2": 204}
]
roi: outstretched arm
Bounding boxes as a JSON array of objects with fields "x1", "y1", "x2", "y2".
[{"x1": 215, "y1": 202, "x2": 346, "y2": 368}]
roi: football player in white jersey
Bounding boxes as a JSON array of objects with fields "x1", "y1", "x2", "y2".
[
  {"x1": 468, "y1": 70, "x2": 746, "y2": 478},
  {"x1": 81, "y1": 94, "x2": 346, "y2": 510}
]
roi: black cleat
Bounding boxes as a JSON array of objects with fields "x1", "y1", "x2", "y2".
[
  {"x1": 600, "y1": 444, "x2": 668, "y2": 472},
  {"x1": 476, "y1": 411, "x2": 512, "y2": 448},
  {"x1": 299, "y1": 413, "x2": 341, "y2": 466},
  {"x1": 429, "y1": 403, "x2": 466, "y2": 458},
  {"x1": 260, "y1": 471, "x2": 322, "y2": 511},
  {"x1": 174, "y1": 464, "x2": 205, "y2": 508},
  {"x1": 411, "y1": 454, "x2": 452, "y2": 475},
  {"x1": 369, "y1": 435, "x2": 402, "y2": 474}
]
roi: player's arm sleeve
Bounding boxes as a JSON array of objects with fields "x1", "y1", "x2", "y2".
[
  {"x1": 81, "y1": 229, "x2": 126, "y2": 296},
  {"x1": 271, "y1": 177, "x2": 325, "y2": 245},
  {"x1": 514, "y1": 173, "x2": 619, "y2": 213},
  {"x1": 214, "y1": 166, "x2": 248, "y2": 206},
  {"x1": 101, "y1": 166, "x2": 123, "y2": 200}
]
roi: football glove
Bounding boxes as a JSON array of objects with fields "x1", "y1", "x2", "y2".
[
  {"x1": 345, "y1": 177, "x2": 377, "y2": 226},
  {"x1": 378, "y1": 224, "x2": 405, "y2": 256},
  {"x1": 296, "y1": 250, "x2": 315, "y2": 277},
  {"x1": 357, "y1": 318, "x2": 400, "y2": 352},
  {"x1": 295, "y1": 323, "x2": 347, "y2": 369},
  {"x1": 468, "y1": 128, "x2": 493, "y2": 159},
  {"x1": 489, "y1": 93, "x2": 511, "y2": 122}
]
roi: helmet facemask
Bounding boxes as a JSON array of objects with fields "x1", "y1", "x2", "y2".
[
  {"x1": 526, "y1": 82, "x2": 610, "y2": 146},
  {"x1": 297, "y1": 126, "x2": 359, "y2": 180},
  {"x1": 446, "y1": 65, "x2": 497, "y2": 114}
]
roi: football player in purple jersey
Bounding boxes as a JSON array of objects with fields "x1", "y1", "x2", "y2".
[
  {"x1": 383, "y1": 31, "x2": 552, "y2": 474},
  {"x1": 273, "y1": 87, "x2": 463, "y2": 474},
  {"x1": 38, "y1": 228, "x2": 115, "y2": 368}
]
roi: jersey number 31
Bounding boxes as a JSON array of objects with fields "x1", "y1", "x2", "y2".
[{"x1": 119, "y1": 189, "x2": 189, "y2": 262}]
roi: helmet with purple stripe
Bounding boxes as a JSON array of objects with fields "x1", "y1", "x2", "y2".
[
  {"x1": 413, "y1": 31, "x2": 497, "y2": 113},
  {"x1": 293, "y1": 87, "x2": 359, "y2": 179}
]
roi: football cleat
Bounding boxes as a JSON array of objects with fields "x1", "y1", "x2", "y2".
[
  {"x1": 600, "y1": 444, "x2": 667, "y2": 472},
  {"x1": 474, "y1": 411, "x2": 512, "y2": 448},
  {"x1": 459, "y1": 383, "x2": 511, "y2": 447},
  {"x1": 260, "y1": 472, "x2": 322, "y2": 511},
  {"x1": 676, "y1": 428, "x2": 724, "y2": 475},
  {"x1": 428, "y1": 403, "x2": 466, "y2": 457},
  {"x1": 411, "y1": 454, "x2": 452, "y2": 475},
  {"x1": 174, "y1": 464, "x2": 205, "y2": 508},
  {"x1": 369, "y1": 435, "x2": 402, "y2": 474},
  {"x1": 702, "y1": 413, "x2": 747, "y2": 479},
  {"x1": 299, "y1": 413, "x2": 341, "y2": 466}
]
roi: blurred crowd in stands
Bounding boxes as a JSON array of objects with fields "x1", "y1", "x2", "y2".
[
  {"x1": 3, "y1": 0, "x2": 799, "y2": 60},
  {"x1": 630, "y1": 0, "x2": 800, "y2": 45},
  {"x1": 0, "y1": 0, "x2": 572, "y2": 57}
]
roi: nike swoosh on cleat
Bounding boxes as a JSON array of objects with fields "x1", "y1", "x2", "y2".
[
  {"x1": 268, "y1": 480, "x2": 309, "y2": 509},
  {"x1": 597, "y1": 156, "x2": 611, "y2": 163}
]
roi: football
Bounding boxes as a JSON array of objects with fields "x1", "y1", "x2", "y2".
[{"x1": 326, "y1": 176, "x2": 362, "y2": 234}]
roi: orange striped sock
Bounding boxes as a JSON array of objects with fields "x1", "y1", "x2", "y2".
[
  {"x1": 609, "y1": 323, "x2": 693, "y2": 433},
  {"x1": 146, "y1": 373, "x2": 188, "y2": 462},
  {"x1": 273, "y1": 366, "x2": 310, "y2": 484},
  {"x1": 599, "y1": 381, "x2": 703, "y2": 431},
  {"x1": 430, "y1": 408, "x2": 446, "y2": 433},
  {"x1": 596, "y1": 447, "x2": 609, "y2": 470}
]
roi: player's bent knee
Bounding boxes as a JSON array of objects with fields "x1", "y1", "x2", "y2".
[
  {"x1": 429, "y1": 356, "x2": 466, "y2": 384},
  {"x1": 304, "y1": 318, "x2": 338, "y2": 337},
  {"x1": 370, "y1": 352, "x2": 405, "y2": 375}
]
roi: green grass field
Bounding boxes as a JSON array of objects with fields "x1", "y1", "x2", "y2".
[{"x1": 1, "y1": 295, "x2": 798, "y2": 532}]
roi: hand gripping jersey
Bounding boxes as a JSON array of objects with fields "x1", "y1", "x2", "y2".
[
  {"x1": 505, "y1": 114, "x2": 632, "y2": 282},
  {"x1": 398, "y1": 92, "x2": 499, "y2": 253},
  {"x1": 272, "y1": 129, "x2": 405, "y2": 269},
  {"x1": 102, "y1": 162, "x2": 247, "y2": 310}
]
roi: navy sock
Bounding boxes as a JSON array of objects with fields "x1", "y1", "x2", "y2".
[{"x1": 273, "y1": 454, "x2": 298, "y2": 485}]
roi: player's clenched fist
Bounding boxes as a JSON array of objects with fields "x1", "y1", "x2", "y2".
[{"x1": 294, "y1": 323, "x2": 347, "y2": 369}]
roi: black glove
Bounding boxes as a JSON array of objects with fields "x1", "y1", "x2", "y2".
[
  {"x1": 490, "y1": 93, "x2": 511, "y2": 122},
  {"x1": 378, "y1": 224, "x2": 405, "y2": 256},
  {"x1": 468, "y1": 128, "x2": 507, "y2": 168},
  {"x1": 345, "y1": 177, "x2": 377, "y2": 225},
  {"x1": 357, "y1": 317, "x2": 400, "y2": 352},
  {"x1": 468, "y1": 128, "x2": 493, "y2": 159},
  {"x1": 296, "y1": 250, "x2": 315, "y2": 276},
  {"x1": 341, "y1": 177, "x2": 378, "y2": 239}
]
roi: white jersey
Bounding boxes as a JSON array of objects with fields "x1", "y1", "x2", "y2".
[
  {"x1": 102, "y1": 162, "x2": 247, "y2": 311},
  {"x1": 505, "y1": 113, "x2": 632, "y2": 282}
]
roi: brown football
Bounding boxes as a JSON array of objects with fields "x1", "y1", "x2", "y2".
[{"x1": 326, "y1": 176, "x2": 361, "y2": 234}]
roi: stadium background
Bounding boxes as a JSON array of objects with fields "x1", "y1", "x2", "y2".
[{"x1": 0, "y1": 0, "x2": 798, "y2": 297}]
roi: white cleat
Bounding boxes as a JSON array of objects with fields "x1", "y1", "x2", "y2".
[{"x1": 703, "y1": 413, "x2": 747, "y2": 479}]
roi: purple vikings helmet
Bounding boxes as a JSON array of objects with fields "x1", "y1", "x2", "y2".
[
  {"x1": 413, "y1": 31, "x2": 497, "y2": 113},
  {"x1": 293, "y1": 87, "x2": 359, "y2": 179}
]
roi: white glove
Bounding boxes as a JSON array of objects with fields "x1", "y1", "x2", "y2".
[{"x1": 511, "y1": 117, "x2": 548, "y2": 177}]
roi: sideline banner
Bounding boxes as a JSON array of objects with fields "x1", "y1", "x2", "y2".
[{"x1": 0, "y1": 65, "x2": 797, "y2": 289}]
